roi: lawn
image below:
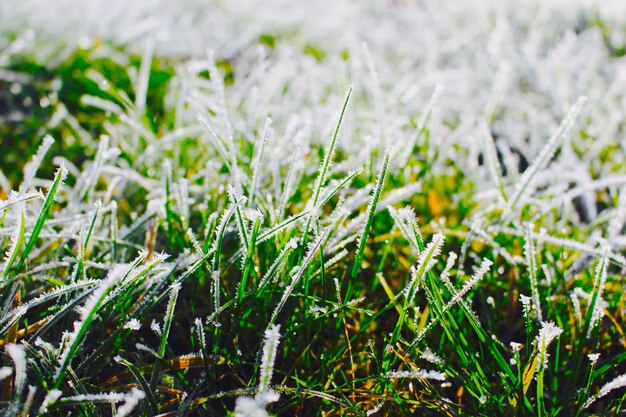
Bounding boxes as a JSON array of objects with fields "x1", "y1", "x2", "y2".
[{"x1": 2, "y1": 1, "x2": 626, "y2": 416}]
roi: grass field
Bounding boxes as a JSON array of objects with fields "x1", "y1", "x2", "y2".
[{"x1": 2, "y1": 1, "x2": 626, "y2": 415}]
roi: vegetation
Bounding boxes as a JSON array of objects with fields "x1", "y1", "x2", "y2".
[{"x1": 2, "y1": 1, "x2": 626, "y2": 415}]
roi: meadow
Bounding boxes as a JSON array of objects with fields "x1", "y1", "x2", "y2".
[{"x1": 2, "y1": 0, "x2": 626, "y2": 415}]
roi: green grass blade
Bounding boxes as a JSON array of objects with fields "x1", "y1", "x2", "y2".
[
  {"x1": 351, "y1": 149, "x2": 389, "y2": 281},
  {"x1": 13, "y1": 165, "x2": 67, "y2": 277},
  {"x1": 1, "y1": 210, "x2": 25, "y2": 279}
]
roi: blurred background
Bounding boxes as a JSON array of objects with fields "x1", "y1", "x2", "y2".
[{"x1": 1, "y1": 0, "x2": 626, "y2": 193}]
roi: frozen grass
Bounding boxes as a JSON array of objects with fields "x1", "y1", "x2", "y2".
[{"x1": 2, "y1": 0, "x2": 626, "y2": 415}]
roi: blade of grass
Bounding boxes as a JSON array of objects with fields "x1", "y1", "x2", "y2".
[{"x1": 350, "y1": 149, "x2": 389, "y2": 283}]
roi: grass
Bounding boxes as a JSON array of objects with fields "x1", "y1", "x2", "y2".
[{"x1": 2, "y1": 1, "x2": 626, "y2": 416}]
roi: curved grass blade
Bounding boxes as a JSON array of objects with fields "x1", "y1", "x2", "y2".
[{"x1": 13, "y1": 165, "x2": 68, "y2": 277}]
